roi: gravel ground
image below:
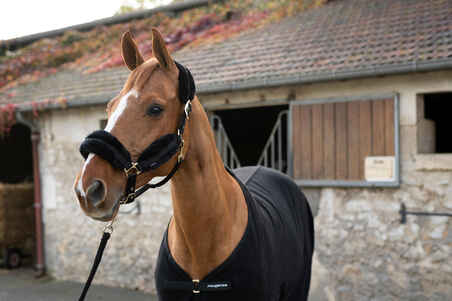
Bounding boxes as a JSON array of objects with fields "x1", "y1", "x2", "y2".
[{"x1": 0, "y1": 268, "x2": 157, "y2": 301}]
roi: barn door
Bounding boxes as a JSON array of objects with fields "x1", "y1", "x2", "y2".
[
  {"x1": 257, "y1": 110, "x2": 289, "y2": 173},
  {"x1": 209, "y1": 114, "x2": 241, "y2": 169}
]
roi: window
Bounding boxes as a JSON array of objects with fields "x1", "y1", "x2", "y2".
[
  {"x1": 290, "y1": 94, "x2": 399, "y2": 187},
  {"x1": 418, "y1": 92, "x2": 452, "y2": 154},
  {"x1": 212, "y1": 105, "x2": 288, "y2": 167}
]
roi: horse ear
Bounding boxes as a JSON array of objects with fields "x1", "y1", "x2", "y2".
[
  {"x1": 152, "y1": 28, "x2": 176, "y2": 70},
  {"x1": 121, "y1": 31, "x2": 144, "y2": 71}
]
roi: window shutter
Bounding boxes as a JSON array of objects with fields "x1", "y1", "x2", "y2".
[{"x1": 291, "y1": 98, "x2": 395, "y2": 182}]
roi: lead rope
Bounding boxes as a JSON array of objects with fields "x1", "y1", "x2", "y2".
[{"x1": 78, "y1": 218, "x2": 117, "y2": 301}]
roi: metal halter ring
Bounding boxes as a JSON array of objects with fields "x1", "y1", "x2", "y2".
[
  {"x1": 121, "y1": 192, "x2": 135, "y2": 205},
  {"x1": 124, "y1": 162, "x2": 141, "y2": 177},
  {"x1": 103, "y1": 224, "x2": 114, "y2": 234}
]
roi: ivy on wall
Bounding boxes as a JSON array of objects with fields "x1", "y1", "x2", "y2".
[{"x1": 0, "y1": 0, "x2": 328, "y2": 136}]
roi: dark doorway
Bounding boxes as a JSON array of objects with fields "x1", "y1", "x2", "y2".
[
  {"x1": 0, "y1": 124, "x2": 33, "y2": 183},
  {"x1": 0, "y1": 123, "x2": 35, "y2": 269},
  {"x1": 213, "y1": 105, "x2": 288, "y2": 166}
]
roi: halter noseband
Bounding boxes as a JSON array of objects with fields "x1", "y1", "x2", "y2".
[{"x1": 79, "y1": 61, "x2": 195, "y2": 205}]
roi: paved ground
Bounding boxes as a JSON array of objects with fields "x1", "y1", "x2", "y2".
[
  {"x1": 0, "y1": 268, "x2": 158, "y2": 301},
  {"x1": 0, "y1": 267, "x2": 325, "y2": 301}
]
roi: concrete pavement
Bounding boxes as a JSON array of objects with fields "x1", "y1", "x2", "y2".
[{"x1": 0, "y1": 268, "x2": 157, "y2": 301}]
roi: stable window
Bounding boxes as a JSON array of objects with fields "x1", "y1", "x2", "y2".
[
  {"x1": 290, "y1": 94, "x2": 399, "y2": 187},
  {"x1": 210, "y1": 105, "x2": 289, "y2": 172},
  {"x1": 418, "y1": 92, "x2": 452, "y2": 154}
]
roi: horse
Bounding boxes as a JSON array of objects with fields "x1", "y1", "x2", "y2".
[{"x1": 74, "y1": 28, "x2": 314, "y2": 301}]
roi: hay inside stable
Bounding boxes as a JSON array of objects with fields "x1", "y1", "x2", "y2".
[{"x1": 0, "y1": 182, "x2": 34, "y2": 249}]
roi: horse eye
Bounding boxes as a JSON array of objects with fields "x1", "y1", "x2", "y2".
[{"x1": 147, "y1": 105, "x2": 163, "y2": 116}]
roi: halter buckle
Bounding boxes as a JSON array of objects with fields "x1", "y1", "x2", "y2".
[
  {"x1": 124, "y1": 162, "x2": 141, "y2": 177},
  {"x1": 192, "y1": 279, "x2": 200, "y2": 294},
  {"x1": 184, "y1": 101, "x2": 192, "y2": 120}
]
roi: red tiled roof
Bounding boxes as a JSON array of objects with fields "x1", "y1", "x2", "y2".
[
  {"x1": 1, "y1": 0, "x2": 452, "y2": 109},
  {"x1": 181, "y1": 0, "x2": 452, "y2": 92}
]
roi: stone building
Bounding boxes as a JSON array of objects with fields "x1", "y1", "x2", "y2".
[{"x1": 1, "y1": 0, "x2": 451, "y2": 300}]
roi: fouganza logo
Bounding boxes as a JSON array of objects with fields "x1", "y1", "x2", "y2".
[{"x1": 207, "y1": 283, "x2": 230, "y2": 289}]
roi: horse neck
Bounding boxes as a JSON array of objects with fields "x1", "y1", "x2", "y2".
[{"x1": 169, "y1": 98, "x2": 247, "y2": 278}]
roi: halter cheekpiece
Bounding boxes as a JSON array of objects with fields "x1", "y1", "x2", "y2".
[{"x1": 79, "y1": 61, "x2": 195, "y2": 205}]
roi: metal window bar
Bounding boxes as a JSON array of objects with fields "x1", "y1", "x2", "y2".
[
  {"x1": 257, "y1": 110, "x2": 289, "y2": 173},
  {"x1": 209, "y1": 115, "x2": 241, "y2": 169}
]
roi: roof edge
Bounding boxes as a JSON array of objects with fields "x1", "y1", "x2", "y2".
[
  {"x1": 196, "y1": 58, "x2": 452, "y2": 94},
  {"x1": 1, "y1": 0, "x2": 221, "y2": 50},
  {"x1": 15, "y1": 58, "x2": 452, "y2": 113}
]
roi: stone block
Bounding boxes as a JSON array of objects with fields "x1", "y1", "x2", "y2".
[
  {"x1": 402, "y1": 241, "x2": 425, "y2": 260},
  {"x1": 387, "y1": 264, "x2": 409, "y2": 288},
  {"x1": 373, "y1": 200, "x2": 400, "y2": 212},
  {"x1": 345, "y1": 200, "x2": 371, "y2": 212},
  {"x1": 428, "y1": 217, "x2": 448, "y2": 239},
  {"x1": 429, "y1": 245, "x2": 450, "y2": 263},
  {"x1": 415, "y1": 154, "x2": 452, "y2": 171},
  {"x1": 368, "y1": 214, "x2": 385, "y2": 230},
  {"x1": 388, "y1": 226, "x2": 405, "y2": 241},
  {"x1": 342, "y1": 264, "x2": 362, "y2": 279}
]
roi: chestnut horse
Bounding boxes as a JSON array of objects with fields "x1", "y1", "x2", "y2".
[{"x1": 74, "y1": 28, "x2": 314, "y2": 300}]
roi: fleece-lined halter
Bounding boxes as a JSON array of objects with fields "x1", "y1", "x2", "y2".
[{"x1": 79, "y1": 61, "x2": 195, "y2": 205}]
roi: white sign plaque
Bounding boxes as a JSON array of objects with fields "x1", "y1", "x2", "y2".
[{"x1": 365, "y1": 156, "x2": 395, "y2": 181}]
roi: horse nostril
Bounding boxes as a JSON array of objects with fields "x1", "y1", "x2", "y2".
[{"x1": 86, "y1": 180, "x2": 106, "y2": 208}]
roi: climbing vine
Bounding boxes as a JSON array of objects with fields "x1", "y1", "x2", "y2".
[
  {"x1": 0, "y1": 104, "x2": 16, "y2": 138},
  {"x1": 0, "y1": 0, "x2": 329, "y2": 136},
  {"x1": 0, "y1": 0, "x2": 328, "y2": 92}
]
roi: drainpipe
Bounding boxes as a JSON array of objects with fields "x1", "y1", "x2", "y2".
[
  {"x1": 31, "y1": 131, "x2": 45, "y2": 277},
  {"x1": 16, "y1": 111, "x2": 45, "y2": 276}
]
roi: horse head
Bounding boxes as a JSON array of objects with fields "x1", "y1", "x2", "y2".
[{"x1": 74, "y1": 28, "x2": 193, "y2": 221}]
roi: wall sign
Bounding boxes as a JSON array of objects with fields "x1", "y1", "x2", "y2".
[{"x1": 365, "y1": 156, "x2": 395, "y2": 182}]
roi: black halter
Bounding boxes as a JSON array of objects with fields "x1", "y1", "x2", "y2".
[{"x1": 79, "y1": 61, "x2": 195, "y2": 205}]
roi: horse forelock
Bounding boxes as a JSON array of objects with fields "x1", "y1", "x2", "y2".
[{"x1": 123, "y1": 59, "x2": 177, "y2": 95}]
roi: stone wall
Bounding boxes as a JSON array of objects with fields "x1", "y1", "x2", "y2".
[{"x1": 38, "y1": 70, "x2": 452, "y2": 298}]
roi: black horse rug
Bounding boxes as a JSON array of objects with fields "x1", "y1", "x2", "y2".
[{"x1": 155, "y1": 166, "x2": 315, "y2": 301}]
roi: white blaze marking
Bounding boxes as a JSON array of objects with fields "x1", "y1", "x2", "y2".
[
  {"x1": 104, "y1": 89, "x2": 138, "y2": 132},
  {"x1": 78, "y1": 153, "x2": 94, "y2": 198},
  {"x1": 78, "y1": 90, "x2": 138, "y2": 198}
]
